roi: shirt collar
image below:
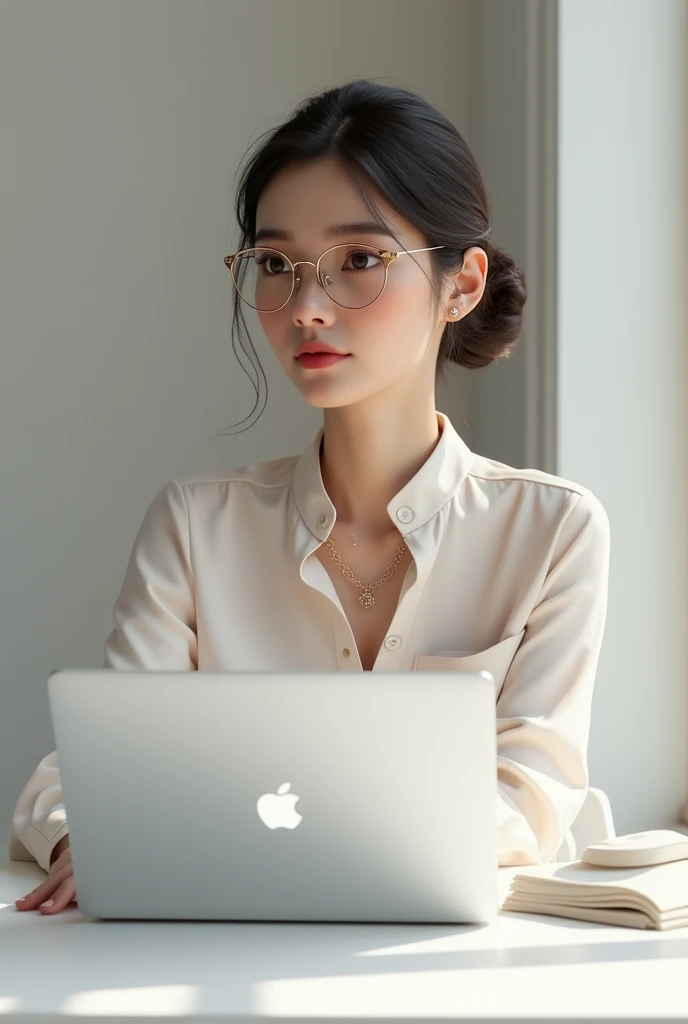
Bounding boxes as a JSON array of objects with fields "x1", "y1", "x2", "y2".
[{"x1": 293, "y1": 410, "x2": 473, "y2": 541}]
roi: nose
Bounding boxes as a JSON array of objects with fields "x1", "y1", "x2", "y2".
[
  {"x1": 291, "y1": 259, "x2": 318, "y2": 291},
  {"x1": 290, "y1": 260, "x2": 336, "y2": 326}
]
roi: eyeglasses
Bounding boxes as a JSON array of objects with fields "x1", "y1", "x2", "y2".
[{"x1": 223, "y1": 242, "x2": 445, "y2": 312}]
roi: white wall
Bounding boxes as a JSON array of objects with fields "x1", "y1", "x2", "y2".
[
  {"x1": 0, "y1": 0, "x2": 476, "y2": 856},
  {"x1": 558, "y1": 0, "x2": 688, "y2": 832}
]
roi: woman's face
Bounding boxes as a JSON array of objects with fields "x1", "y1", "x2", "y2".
[{"x1": 252, "y1": 156, "x2": 458, "y2": 410}]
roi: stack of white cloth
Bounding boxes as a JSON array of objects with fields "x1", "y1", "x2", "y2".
[{"x1": 501, "y1": 830, "x2": 688, "y2": 930}]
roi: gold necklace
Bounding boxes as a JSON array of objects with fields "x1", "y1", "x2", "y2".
[{"x1": 324, "y1": 536, "x2": 408, "y2": 609}]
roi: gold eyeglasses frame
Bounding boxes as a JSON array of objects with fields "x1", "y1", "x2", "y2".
[{"x1": 223, "y1": 243, "x2": 446, "y2": 311}]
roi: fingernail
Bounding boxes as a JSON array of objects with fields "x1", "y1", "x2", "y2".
[
  {"x1": 16, "y1": 897, "x2": 25, "y2": 903},
  {"x1": 40, "y1": 899, "x2": 54, "y2": 907}
]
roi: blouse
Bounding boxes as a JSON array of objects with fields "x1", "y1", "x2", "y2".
[{"x1": 8, "y1": 409, "x2": 611, "y2": 873}]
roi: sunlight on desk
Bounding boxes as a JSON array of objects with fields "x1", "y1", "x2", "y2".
[
  {"x1": 253, "y1": 959, "x2": 686, "y2": 1017},
  {"x1": 62, "y1": 986, "x2": 198, "y2": 1015}
]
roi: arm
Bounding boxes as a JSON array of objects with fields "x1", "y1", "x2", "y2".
[
  {"x1": 8, "y1": 480, "x2": 197, "y2": 873},
  {"x1": 496, "y1": 489, "x2": 612, "y2": 865}
]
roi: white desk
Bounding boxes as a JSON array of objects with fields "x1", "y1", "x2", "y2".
[{"x1": 2, "y1": 859, "x2": 687, "y2": 1022}]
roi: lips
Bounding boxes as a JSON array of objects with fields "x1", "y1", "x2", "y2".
[
  {"x1": 294, "y1": 340, "x2": 348, "y2": 358},
  {"x1": 296, "y1": 351, "x2": 350, "y2": 369}
]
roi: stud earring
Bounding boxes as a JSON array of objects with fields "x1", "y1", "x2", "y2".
[{"x1": 450, "y1": 306, "x2": 459, "y2": 317}]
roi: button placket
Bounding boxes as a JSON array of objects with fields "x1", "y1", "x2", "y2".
[
  {"x1": 374, "y1": 538, "x2": 431, "y2": 669},
  {"x1": 338, "y1": 640, "x2": 361, "y2": 670},
  {"x1": 330, "y1": 610, "x2": 360, "y2": 670}
]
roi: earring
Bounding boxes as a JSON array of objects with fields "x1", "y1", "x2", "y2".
[{"x1": 450, "y1": 306, "x2": 459, "y2": 317}]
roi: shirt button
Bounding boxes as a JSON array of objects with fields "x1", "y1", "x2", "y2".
[
  {"x1": 384, "y1": 635, "x2": 401, "y2": 651},
  {"x1": 396, "y1": 506, "x2": 414, "y2": 523},
  {"x1": 318, "y1": 514, "x2": 329, "y2": 527},
  {"x1": 342, "y1": 648, "x2": 350, "y2": 657}
]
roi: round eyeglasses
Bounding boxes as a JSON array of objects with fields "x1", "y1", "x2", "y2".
[{"x1": 223, "y1": 243, "x2": 445, "y2": 312}]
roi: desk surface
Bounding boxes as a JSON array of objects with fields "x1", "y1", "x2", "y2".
[{"x1": 2, "y1": 860, "x2": 688, "y2": 1022}]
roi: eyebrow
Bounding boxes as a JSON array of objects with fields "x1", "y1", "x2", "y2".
[{"x1": 254, "y1": 221, "x2": 398, "y2": 244}]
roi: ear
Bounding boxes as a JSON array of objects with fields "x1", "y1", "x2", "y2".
[{"x1": 448, "y1": 247, "x2": 489, "y2": 315}]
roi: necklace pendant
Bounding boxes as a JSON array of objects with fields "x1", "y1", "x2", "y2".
[{"x1": 359, "y1": 587, "x2": 375, "y2": 609}]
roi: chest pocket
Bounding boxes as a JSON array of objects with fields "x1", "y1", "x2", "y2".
[{"x1": 411, "y1": 628, "x2": 526, "y2": 699}]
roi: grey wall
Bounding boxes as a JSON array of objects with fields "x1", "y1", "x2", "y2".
[
  {"x1": 0, "y1": 0, "x2": 477, "y2": 855},
  {"x1": 470, "y1": 0, "x2": 558, "y2": 475}
]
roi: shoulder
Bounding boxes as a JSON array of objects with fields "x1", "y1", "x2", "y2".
[
  {"x1": 175, "y1": 452, "x2": 298, "y2": 491},
  {"x1": 466, "y1": 451, "x2": 610, "y2": 534},
  {"x1": 138, "y1": 456, "x2": 300, "y2": 543},
  {"x1": 467, "y1": 450, "x2": 589, "y2": 498}
]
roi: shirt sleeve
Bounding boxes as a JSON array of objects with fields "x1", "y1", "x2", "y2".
[
  {"x1": 8, "y1": 480, "x2": 197, "y2": 872},
  {"x1": 496, "y1": 489, "x2": 612, "y2": 865}
]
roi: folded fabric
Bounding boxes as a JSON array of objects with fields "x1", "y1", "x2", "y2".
[{"x1": 501, "y1": 858, "x2": 688, "y2": 930}]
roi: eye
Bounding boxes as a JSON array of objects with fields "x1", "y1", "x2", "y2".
[
  {"x1": 343, "y1": 250, "x2": 382, "y2": 271},
  {"x1": 256, "y1": 253, "x2": 290, "y2": 276}
]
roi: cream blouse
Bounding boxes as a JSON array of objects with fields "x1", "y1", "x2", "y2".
[{"x1": 8, "y1": 410, "x2": 611, "y2": 873}]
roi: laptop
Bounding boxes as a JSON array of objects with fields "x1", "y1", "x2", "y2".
[{"x1": 47, "y1": 668, "x2": 500, "y2": 923}]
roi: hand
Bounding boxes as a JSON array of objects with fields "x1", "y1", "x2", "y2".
[{"x1": 14, "y1": 836, "x2": 78, "y2": 914}]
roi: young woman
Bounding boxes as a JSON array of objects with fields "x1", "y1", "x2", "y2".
[{"x1": 11, "y1": 79, "x2": 611, "y2": 914}]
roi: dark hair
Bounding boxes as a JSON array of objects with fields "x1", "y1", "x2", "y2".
[{"x1": 219, "y1": 78, "x2": 527, "y2": 434}]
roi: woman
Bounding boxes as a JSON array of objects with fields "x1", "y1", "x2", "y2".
[{"x1": 11, "y1": 79, "x2": 611, "y2": 914}]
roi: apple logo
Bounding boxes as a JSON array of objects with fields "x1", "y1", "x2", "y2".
[{"x1": 256, "y1": 782, "x2": 303, "y2": 830}]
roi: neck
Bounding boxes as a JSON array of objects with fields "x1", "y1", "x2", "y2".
[{"x1": 319, "y1": 398, "x2": 443, "y2": 541}]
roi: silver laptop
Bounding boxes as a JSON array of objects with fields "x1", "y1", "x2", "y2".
[{"x1": 47, "y1": 668, "x2": 499, "y2": 924}]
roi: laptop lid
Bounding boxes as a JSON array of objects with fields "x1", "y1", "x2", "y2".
[{"x1": 47, "y1": 669, "x2": 499, "y2": 924}]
